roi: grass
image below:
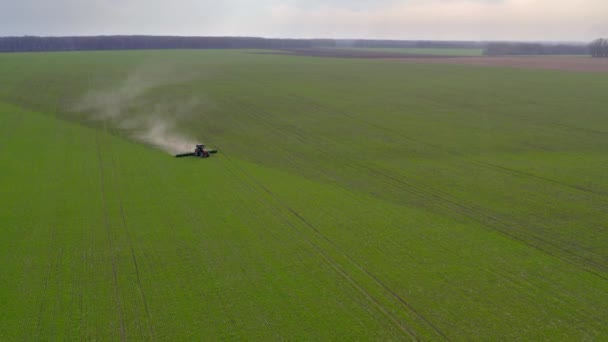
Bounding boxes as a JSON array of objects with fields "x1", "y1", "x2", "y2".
[{"x1": 1, "y1": 49, "x2": 607, "y2": 340}]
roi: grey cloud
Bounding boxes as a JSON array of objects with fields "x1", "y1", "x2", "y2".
[
  {"x1": 0, "y1": 0, "x2": 246, "y2": 36},
  {"x1": 0, "y1": 0, "x2": 605, "y2": 40}
]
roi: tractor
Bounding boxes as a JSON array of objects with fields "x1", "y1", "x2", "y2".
[{"x1": 175, "y1": 144, "x2": 218, "y2": 158}]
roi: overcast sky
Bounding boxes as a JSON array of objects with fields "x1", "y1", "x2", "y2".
[{"x1": 1, "y1": 0, "x2": 606, "y2": 41}]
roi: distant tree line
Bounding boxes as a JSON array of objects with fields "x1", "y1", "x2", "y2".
[
  {"x1": 0, "y1": 36, "x2": 598, "y2": 56},
  {"x1": 484, "y1": 42, "x2": 589, "y2": 56},
  {"x1": 590, "y1": 38, "x2": 608, "y2": 57},
  {"x1": 0, "y1": 36, "x2": 491, "y2": 53},
  {"x1": 0, "y1": 36, "x2": 335, "y2": 53}
]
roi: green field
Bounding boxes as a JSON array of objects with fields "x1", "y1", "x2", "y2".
[{"x1": 1, "y1": 50, "x2": 607, "y2": 340}]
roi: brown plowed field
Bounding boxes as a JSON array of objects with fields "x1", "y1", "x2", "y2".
[
  {"x1": 388, "y1": 56, "x2": 608, "y2": 72},
  {"x1": 270, "y1": 49, "x2": 607, "y2": 72},
  {"x1": 267, "y1": 48, "x2": 459, "y2": 59}
]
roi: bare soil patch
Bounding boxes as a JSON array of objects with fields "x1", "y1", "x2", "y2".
[
  {"x1": 262, "y1": 50, "x2": 607, "y2": 72},
  {"x1": 261, "y1": 48, "x2": 460, "y2": 59},
  {"x1": 388, "y1": 56, "x2": 608, "y2": 72}
]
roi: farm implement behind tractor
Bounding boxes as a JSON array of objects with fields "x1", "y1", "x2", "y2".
[{"x1": 175, "y1": 144, "x2": 218, "y2": 158}]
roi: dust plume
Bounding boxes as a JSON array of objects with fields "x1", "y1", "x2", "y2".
[{"x1": 73, "y1": 64, "x2": 209, "y2": 154}]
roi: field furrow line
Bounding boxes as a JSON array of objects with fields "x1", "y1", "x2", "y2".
[
  {"x1": 219, "y1": 149, "x2": 403, "y2": 326},
  {"x1": 218, "y1": 150, "x2": 441, "y2": 341},
  {"x1": 473, "y1": 159, "x2": 608, "y2": 197},
  {"x1": 348, "y1": 158, "x2": 608, "y2": 278},
  {"x1": 226, "y1": 93, "x2": 608, "y2": 279},
  {"x1": 95, "y1": 128, "x2": 127, "y2": 341},
  {"x1": 314, "y1": 185, "x2": 606, "y2": 330},
  {"x1": 251, "y1": 87, "x2": 608, "y2": 207},
  {"x1": 552, "y1": 122, "x2": 608, "y2": 137},
  {"x1": 304, "y1": 137, "x2": 608, "y2": 286},
  {"x1": 104, "y1": 124, "x2": 156, "y2": 340},
  {"x1": 233, "y1": 94, "x2": 608, "y2": 277},
  {"x1": 290, "y1": 93, "x2": 608, "y2": 200},
  {"x1": 282, "y1": 203, "x2": 451, "y2": 341}
]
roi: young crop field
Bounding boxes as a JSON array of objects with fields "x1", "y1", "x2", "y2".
[{"x1": 1, "y1": 50, "x2": 607, "y2": 340}]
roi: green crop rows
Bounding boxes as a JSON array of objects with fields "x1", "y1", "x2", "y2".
[{"x1": 1, "y1": 50, "x2": 607, "y2": 340}]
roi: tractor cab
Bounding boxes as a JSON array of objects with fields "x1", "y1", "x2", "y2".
[{"x1": 194, "y1": 144, "x2": 210, "y2": 158}]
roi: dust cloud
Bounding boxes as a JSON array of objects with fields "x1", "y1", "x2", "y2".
[{"x1": 74, "y1": 64, "x2": 209, "y2": 154}]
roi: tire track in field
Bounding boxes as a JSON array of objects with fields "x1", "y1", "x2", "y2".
[
  {"x1": 300, "y1": 112, "x2": 608, "y2": 268},
  {"x1": 222, "y1": 101, "x2": 608, "y2": 332},
  {"x1": 215, "y1": 153, "x2": 326, "y2": 336},
  {"x1": 217, "y1": 95, "x2": 608, "y2": 314},
  {"x1": 309, "y1": 161, "x2": 608, "y2": 330},
  {"x1": 218, "y1": 153, "x2": 419, "y2": 340},
  {"x1": 315, "y1": 182, "x2": 606, "y2": 332},
  {"x1": 285, "y1": 113, "x2": 608, "y2": 330},
  {"x1": 104, "y1": 130, "x2": 156, "y2": 341},
  {"x1": 280, "y1": 96, "x2": 608, "y2": 268},
  {"x1": 123, "y1": 127, "x2": 251, "y2": 337},
  {"x1": 238, "y1": 77, "x2": 608, "y2": 257},
  {"x1": 95, "y1": 129, "x2": 127, "y2": 341},
  {"x1": 360, "y1": 114, "x2": 608, "y2": 199},
  {"x1": 552, "y1": 122, "x2": 608, "y2": 137},
  {"x1": 289, "y1": 93, "x2": 608, "y2": 200},
  {"x1": 352, "y1": 162, "x2": 608, "y2": 277},
  {"x1": 242, "y1": 86, "x2": 608, "y2": 216},
  {"x1": 227, "y1": 96, "x2": 608, "y2": 278},
  {"x1": 473, "y1": 159, "x2": 608, "y2": 197},
  {"x1": 130, "y1": 138, "x2": 245, "y2": 337},
  {"x1": 337, "y1": 155, "x2": 608, "y2": 277},
  {"x1": 282, "y1": 203, "x2": 451, "y2": 341},
  {"x1": 100, "y1": 122, "x2": 156, "y2": 339},
  {"x1": 334, "y1": 142, "x2": 608, "y2": 279},
  {"x1": 216, "y1": 149, "x2": 443, "y2": 341},
  {"x1": 239, "y1": 76, "x2": 608, "y2": 224}
]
